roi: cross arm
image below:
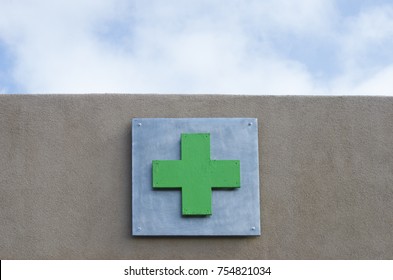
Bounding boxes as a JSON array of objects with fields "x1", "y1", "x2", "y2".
[
  {"x1": 209, "y1": 160, "x2": 240, "y2": 188},
  {"x1": 152, "y1": 160, "x2": 184, "y2": 188}
]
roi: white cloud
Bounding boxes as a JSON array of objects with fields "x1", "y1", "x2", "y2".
[
  {"x1": 0, "y1": 0, "x2": 133, "y2": 92},
  {"x1": 353, "y1": 66, "x2": 393, "y2": 94},
  {"x1": 0, "y1": 0, "x2": 393, "y2": 94},
  {"x1": 332, "y1": 5, "x2": 393, "y2": 94}
]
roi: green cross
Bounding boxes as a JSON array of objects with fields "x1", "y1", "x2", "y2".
[{"x1": 152, "y1": 133, "x2": 240, "y2": 216}]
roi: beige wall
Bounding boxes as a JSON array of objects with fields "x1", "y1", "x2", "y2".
[{"x1": 0, "y1": 95, "x2": 392, "y2": 259}]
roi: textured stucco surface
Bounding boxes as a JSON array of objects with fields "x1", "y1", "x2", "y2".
[{"x1": 0, "y1": 94, "x2": 392, "y2": 259}]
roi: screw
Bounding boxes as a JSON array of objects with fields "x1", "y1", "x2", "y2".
[
  {"x1": 251, "y1": 227, "x2": 256, "y2": 231},
  {"x1": 137, "y1": 123, "x2": 142, "y2": 127},
  {"x1": 137, "y1": 227, "x2": 142, "y2": 231},
  {"x1": 248, "y1": 122, "x2": 252, "y2": 126}
]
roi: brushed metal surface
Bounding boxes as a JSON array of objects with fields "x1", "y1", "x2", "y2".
[{"x1": 132, "y1": 118, "x2": 260, "y2": 236}]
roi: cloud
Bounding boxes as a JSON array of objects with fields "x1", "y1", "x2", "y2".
[
  {"x1": 332, "y1": 5, "x2": 393, "y2": 94},
  {"x1": 0, "y1": 0, "x2": 131, "y2": 93},
  {"x1": 0, "y1": 0, "x2": 393, "y2": 94}
]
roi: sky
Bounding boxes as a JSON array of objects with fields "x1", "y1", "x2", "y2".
[{"x1": 1, "y1": 0, "x2": 393, "y2": 95}]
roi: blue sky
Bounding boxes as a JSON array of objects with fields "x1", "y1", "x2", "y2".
[{"x1": 1, "y1": 0, "x2": 393, "y2": 95}]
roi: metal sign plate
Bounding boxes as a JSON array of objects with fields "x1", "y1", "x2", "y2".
[{"x1": 132, "y1": 118, "x2": 260, "y2": 236}]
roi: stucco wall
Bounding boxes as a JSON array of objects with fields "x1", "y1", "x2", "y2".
[{"x1": 0, "y1": 94, "x2": 392, "y2": 259}]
